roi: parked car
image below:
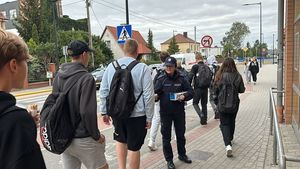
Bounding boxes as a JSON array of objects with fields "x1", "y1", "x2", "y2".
[
  {"x1": 91, "y1": 68, "x2": 105, "y2": 90},
  {"x1": 171, "y1": 53, "x2": 196, "y2": 71}
]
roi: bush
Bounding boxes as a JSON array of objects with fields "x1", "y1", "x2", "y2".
[{"x1": 144, "y1": 60, "x2": 161, "y2": 65}]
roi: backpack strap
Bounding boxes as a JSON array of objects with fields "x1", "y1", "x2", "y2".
[
  {"x1": 126, "y1": 60, "x2": 139, "y2": 71},
  {"x1": 112, "y1": 60, "x2": 121, "y2": 70},
  {"x1": 57, "y1": 71, "x2": 87, "y2": 94},
  {"x1": 0, "y1": 106, "x2": 23, "y2": 118},
  {"x1": 133, "y1": 91, "x2": 143, "y2": 106}
]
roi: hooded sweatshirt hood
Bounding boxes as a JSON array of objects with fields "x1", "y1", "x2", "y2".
[
  {"x1": 207, "y1": 55, "x2": 217, "y2": 65},
  {"x1": 0, "y1": 92, "x2": 16, "y2": 115},
  {"x1": 58, "y1": 62, "x2": 88, "y2": 79}
]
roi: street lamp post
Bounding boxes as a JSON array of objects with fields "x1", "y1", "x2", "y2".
[
  {"x1": 243, "y1": 2, "x2": 262, "y2": 67},
  {"x1": 273, "y1": 33, "x2": 275, "y2": 64}
]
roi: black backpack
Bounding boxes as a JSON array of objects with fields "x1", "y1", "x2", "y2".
[
  {"x1": 40, "y1": 72, "x2": 85, "y2": 154},
  {"x1": 195, "y1": 64, "x2": 212, "y2": 88},
  {"x1": 153, "y1": 68, "x2": 164, "y2": 85},
  {"x1": 106, "y1": 60, "x2": 143, "y2": 119},
  {"x1": 217, "y1": 74, "x2": 240, "y2": 113}
]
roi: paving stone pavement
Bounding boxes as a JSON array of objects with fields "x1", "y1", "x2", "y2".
[{"x1": 139, "y1": 64, "x2": 300, "y2": 169}]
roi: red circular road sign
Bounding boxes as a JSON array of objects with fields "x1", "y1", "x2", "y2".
[{"x1": 201, "y1": 35, "x2": 213, "y2": 48}]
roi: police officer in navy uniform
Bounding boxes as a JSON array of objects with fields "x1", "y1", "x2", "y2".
[{"x1": 155, "y1": 57, "x2": 194, "y2": 169}]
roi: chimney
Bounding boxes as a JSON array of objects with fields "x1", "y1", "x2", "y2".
[{"x1": 183, "y1": 32, "x2": 188, "y2": 38}]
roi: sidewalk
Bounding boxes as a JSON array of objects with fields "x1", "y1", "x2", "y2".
[{"x1": 139, "y1": 64, "x2": 294, "y2": 169}]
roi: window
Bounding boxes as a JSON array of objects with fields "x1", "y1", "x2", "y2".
[
  {"x1": 0, "y1": 11, "x2": 6, "y2": 18},
  {"x1": 9, "y1": 9, "x2": 17, "y2": 19},
  {"x1": 105, "y1": 40, "x2": 111, "y2": 49}
]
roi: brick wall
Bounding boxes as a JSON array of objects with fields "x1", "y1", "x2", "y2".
[{"x1": 284, "y1": 0, "x2": 295, "y2": 124}]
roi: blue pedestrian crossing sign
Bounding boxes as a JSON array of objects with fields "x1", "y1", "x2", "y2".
[{"x1": 117, "y1": 25, "x2": 132, "y2": 44}]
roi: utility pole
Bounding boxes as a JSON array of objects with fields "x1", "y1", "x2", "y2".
[
  {"x1": 125, "y1": 0, "x2": 129, "y2": 24},
  {"x1": 194, "y1": 26, "x2": 196, "y2": 52},
  {"x1": 277, "y1": 0, "x2": 284, "y2": 123},
  {"x1": 273, "y1": 33, "x2": 275, "y2": 64},
  {"x1": 259, "y1": 2, "x2": 262, "y2": 67},
  {"x1": 52, "y1": 0, "x2": 58, "y2": 64},
  {"x1": 86, "y1": 0, "x2": 94, "y2": 67}
]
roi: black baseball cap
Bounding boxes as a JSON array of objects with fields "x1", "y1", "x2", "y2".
[
  {"x1": 164, "y1": 57, "x2": 177, "y2": 67},
  {"x1": 67, "y1": 40, "x2": 94, "y2": 57}
]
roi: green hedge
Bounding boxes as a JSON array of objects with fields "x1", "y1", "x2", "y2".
[{"x1": 144, "y1": 60, "x2": 161, "y2": 65}]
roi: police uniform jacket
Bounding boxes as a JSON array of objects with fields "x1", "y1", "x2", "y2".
[{"x1": 154, "y1": 70, "x2": 194, "y2": 115}]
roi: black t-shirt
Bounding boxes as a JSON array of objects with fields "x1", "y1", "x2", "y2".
[{"x1": 0, "y1": 92, "x2": 46, "y2": 169}]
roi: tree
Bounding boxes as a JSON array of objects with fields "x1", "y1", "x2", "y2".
[
  {"x1": 167, "y1": 36, "x2": 180, "y2": 55},
  {"x1": 27, "y1": 39, "x2": 56, "y2": 81},
  {"x1": 31, "y1": 24, "x2": 39, "y2": 43},
  {"x1": 147, "y1": 29, "x2": 158, "y2": 60},
  {"x1": 14, "y1": 0, "x2": 42, "y2": 42},
  {"x1": 221, "y1": 22, "x2": 250, "y2": 57}
]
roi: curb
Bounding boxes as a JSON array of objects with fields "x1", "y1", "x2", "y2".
[{"x1": 13, "y1": 89, "x2": 52, "y2": 97}]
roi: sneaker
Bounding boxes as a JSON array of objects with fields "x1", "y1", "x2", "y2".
[
  {"x1": 226, "y1": 145, "x2": 233, "y2": 157},
  {"x1": 148, "y1": 142, "x2": 157, "y2": 151}
]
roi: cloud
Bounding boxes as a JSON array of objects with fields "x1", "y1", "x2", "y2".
[{"x1": 61, "y1": 0, "x2": 278, "y2": 49}]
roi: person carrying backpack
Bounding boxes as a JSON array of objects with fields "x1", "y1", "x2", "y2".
[
  {"x1": 147, "y1": 51, "x2": 169, "y2": 151},
  {"x1": 0, "y1": 29, "x2": 46, "y2": 169},
  {"x1": 48, "y1": 40, "x2": 108, "y2": 169},
  {"x1": 189, "y1": 53, "x2": 212, "y2": 125},
  {"x1": 213, "y1": 58, "x2": 245, "y2": 157},
  {"x1": 100, "y1": 39, "x2": 154, "y2": 169}
]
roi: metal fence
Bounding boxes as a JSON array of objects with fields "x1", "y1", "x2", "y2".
[{"x1": 269, "y1": 88, "x2": 300, "y2": 169}]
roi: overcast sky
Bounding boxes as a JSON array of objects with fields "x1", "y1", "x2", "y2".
[{"x1": 2, "y1": 0, "x2": 279, "y2": 50}]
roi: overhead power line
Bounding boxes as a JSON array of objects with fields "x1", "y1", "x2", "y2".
[
  {"x1": 90, "y1": 5, "x2": 104, "y2": 31},
  {"x1": 63, "y1": 0, "x2": 84, "y2": 6},
  {"x1": 98, "y1": 0, "x2": 187, "y2": 29},
  {"x1": 91, "y1": 0, "x2": 189, "y2": 30}
]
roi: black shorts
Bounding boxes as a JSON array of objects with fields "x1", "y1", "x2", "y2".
[{"x1": 112, "y1": 116, "x2": 147, "y2": 151}]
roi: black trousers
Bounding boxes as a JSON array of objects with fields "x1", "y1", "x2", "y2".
[
  {"x1": 160, "y1": 113, "x2": 186, "y2": 162},
  {"x1": 193, "y1": 88, "x2": 208, "y2": 122},
  {"x1": 251, "y1": 72, "x2": 257, "y2": 82},
  {"x1": 219, "y1": 112, "x2": 237, "y2": 146}
]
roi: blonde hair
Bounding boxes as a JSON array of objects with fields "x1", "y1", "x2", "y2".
[
  {"x1": 124, "y1": 39, "x2": 138, "y2": 55},
  {"x1": 195, "y1": 52, "x2": 203, "y2": 60},
  {"x1": 0, "y1": 29, "x2": 30, "y2": 68}
]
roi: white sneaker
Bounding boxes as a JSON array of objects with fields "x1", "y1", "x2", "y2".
[
  {"x1": 148, "y1": 142, "x2": 157, "y2": 151},
  {"x1": 226, "y1": 145, "x2": 233, "y2": 157}
]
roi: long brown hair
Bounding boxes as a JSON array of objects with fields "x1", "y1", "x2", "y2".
[{"x1": 214, "y1": 57, "x2": 238, "y2": 85}]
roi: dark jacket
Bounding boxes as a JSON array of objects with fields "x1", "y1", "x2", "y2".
[
  {"x1": 189, "y1": 61, "x2": 211, "y2": 88},
  {"x1": 0, "y1": 92, "x2": 46, "y2": 169},
  {"x1": 155, "y1": 70, "x2": 194, "y2": 115},
  {"x1": 53, "y1": 62, "x2": 100, "y2": 141},
  {"x1": 214, "y1": 72, "x2": 245, "y2": 106},
  {"x1": 177, "y1": 67, "x2": 189, "y2": 82},
  {"x1": 249, "y1": 61, "x2": 259, "y2": 73}
]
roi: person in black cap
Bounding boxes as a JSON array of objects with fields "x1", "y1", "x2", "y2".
[
  {"x1": 155, "y1": 56, "x2": 194, "y2": 169},
  {"x1": 52, "y1": 40, "x2": 108, "y2": 169}
]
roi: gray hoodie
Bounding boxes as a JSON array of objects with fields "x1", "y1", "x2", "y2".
[{"x1": 53, "y1": 62, "x2": 100, "y2": 141}]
